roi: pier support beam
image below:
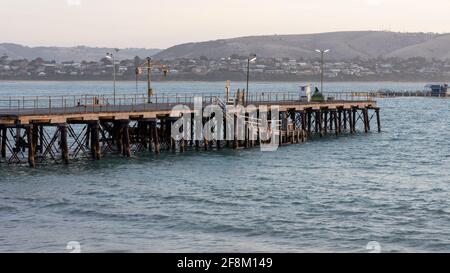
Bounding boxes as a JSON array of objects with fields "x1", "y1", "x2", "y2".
[
  {"x1": 1, "y1": 127, "x2": 6, "y2": 160},
  {"x1": 318, "y1": 110, "x2": 323, "y2": 137},
  {"x1": 307, "y1": 109, "x2": 312, "y2": 137},
  {"x1": 153, "y1": 121, "x2": 160, "y2": 154},
  {"x1": 233, "y1": 114, "x2": 239, "y2": 149},
  {"x1": 352, "y1": 108, "x2": 357, "y2": 133},
  {"x1": 32, "y1": 124, "x2": 39, "y2": 156},
  {"x1": 138, "y1": 121, "x2": 148, "y2": 150},
  {"x1": 147, "y1": 121, "x2": 154, "y2": 152},
  {"x1": 333, "y1": 111, "x2": 339, "y2": 136},
  {"x1": 314, "y1": 111, "x2": 319, "y2": 134},
  {"x1": 89, "y1": 122, "x2": 101, "y2": 160},
  {"x1": 121, "y1": 120, "x2": 131, "y2": 157},
  {"x1": 375, "y1": 108, "x2": 381, "y2": 133},
  {"x1": 348, "y1": 109, "x2": 354, "y2": 134},
  {"x1": 170, "y1": 118, "x2": 177, "y2": 152},
  {"x1": 59, "y1": 123, "x2": 69, "y2": 164},
  {"x1": 26, "y1": 125, "x2": 35, "y2": 168},
  {"x1": 363, "y1": 108, "x2": 369, "y2": 133},
  {"x1": 85, "y1": 125, "x2": 91, "y2": 147},
  {"x1": 39, "y1": 125, "x2": 44, "y2": 154},
  {"x1": 244, "y1": 113, "x2": 249, "y2": 148},
  {"x1": 343, "y1": 109, "x2": 347, "y2": 130},
  {"x1": 113, "y1": 121, "x2": 123, "y2": 154}
]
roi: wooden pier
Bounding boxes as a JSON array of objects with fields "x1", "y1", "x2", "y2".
[
  {"x1": 353, "y1": 90, "x2": 450, "y2": 98},
  {"x1": 0, "y1": 92, "x2": 380, "y2": 167}
]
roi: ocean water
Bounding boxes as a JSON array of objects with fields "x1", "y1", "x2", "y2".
[{"x1": 0, "y1": 81, "x2": 449, "y2": 253}]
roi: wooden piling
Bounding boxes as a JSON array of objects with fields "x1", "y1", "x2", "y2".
[
  {"x1": 90, "y1": 122, "x2": 101, "y2": 159},
  {"x1": 352, "y1": 108, "x2": 357, "y2": 133},
  {"x1": 375, "y1": 108, "x2": 381, "y2": 132},
  {"x1": 138, "y1": 121, "x2": 148, "y2": 150},
  {"x1": 148, "y1": 122, "x2": 153, "y2": 152},
  {"x1": 1, "y1": 127, "x2": 6, "y2": 159},
  {"x1": 363, "y1": 108, "x2": 369, "y2": 133},
  {"x1": 85, "y1": 125, "x2": 91, "y2": 147},
  {"x1": 244, "y1": 113, "x2": 249, "y2": 148},
  {"x1": 329, "y1": 111, "x2": 333, "y2": 131},
  {"x1": 195, "y1": 139, "x2": 200, "y2": 150},
  {"x1": 191, "y1": 115, "x2": 195, "y2": 147},
  {"x1": 16, "y1": 127, "x2": 21, "y2": 152},
  {"x1": 348, "y1": 109, "x2": 354, "y2": 134},
  {"x1": 307, "y1": 110, "x2": 312, "y2": 137},
  {"x1": 114, "y1": 121, "x2": 123, "y2": 154},
  {"x1": 26, "y1": 125, "x2": 35, "y2": 167},
  {"x1": 343, "y1": 109, "x2": 347, "y2": 130},
  {"x1": 39, "y1": 125, "x2": 44, "y2": 153},
  {"x1": 204, "y1": 138, "x2": 209, "y2": 150},
  {"x1": 59, "y1": 123, "x2": 69, "y2": 164},
  {"x1": 32, "y1": 124, "x2": 38, "y2": 155},
  {"x1": 153, "y1": 121, "x2": 160, "y2": 154},
  {"x1": 333, "y1": 111, "x2": 339, "y2": 136},
  {"x1": 318, "y1": 110, "x2": 323, "y2": 137},
  {"x1": 180, "y1": 138, "x2": 185, "y2": 152},
  {"x1": 122, "y1": 121, "x2": 131, "y2": 157},
  {"x1": 301, "y1": 111, "x2": 306, "y2": 132},
  {"x1": 233, "y1": 114, "x2": 238, "y2": 149},
  {"x1": 314, "y1": 111, "x2": 319, "y2": 134}
]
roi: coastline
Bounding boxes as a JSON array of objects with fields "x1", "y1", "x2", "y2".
[{"x1": 0, "y1": 78, "x2": 446, "y2": 83}]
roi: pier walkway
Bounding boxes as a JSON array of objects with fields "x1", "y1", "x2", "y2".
[{"x1": 354, "y1": 90, "x2": 450, "y2": 98}]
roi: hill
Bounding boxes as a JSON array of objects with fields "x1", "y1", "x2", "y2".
[
  {"x1": 153, "y1": 31, "x2": 447, "y2": 60},
  {"x1": 0, "y1": 44, "x2": 161, "y2": 62}
]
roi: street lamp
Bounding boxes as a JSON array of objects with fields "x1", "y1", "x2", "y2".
[
  {"x1": 246, "y1": 54, "x2": 257, "y2": 105},
  {"x1": 146, "y1": 57, "x2": 153, "y2": 103},
  {"x1": 315, "y1": 49, "x2": 329, "y2": 93},
  {"x1": 106, "y1": 49, "x2": 119, "y2": 105},
  {"x1": 135, "y1": 57, "x2": 169, "y2": 103}
]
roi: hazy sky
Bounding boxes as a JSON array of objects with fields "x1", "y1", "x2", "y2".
[{"x1": 1, "y1": 0, "x2": 450, "y2": 49}]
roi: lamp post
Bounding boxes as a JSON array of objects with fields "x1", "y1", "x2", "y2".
[
  {"x1": 106, "y1": 49, "x2": 119, "y2": 105},
  {"x1": 146, "y1": 57, "x2": 153, "y2": 103},
  {"x1": 135, "y1": 58, "x2": 169, "y2": 104},
  {"x1": 315, "y1": 49, "x2": 329, "y2": 93},
  {"x1": 246, "y1": 54, "x2": 257, "y2": 105}
]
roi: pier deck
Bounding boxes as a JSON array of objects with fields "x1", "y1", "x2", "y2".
[{"x1": 0, "y1": 92, "x2": 380, "y2": 167}]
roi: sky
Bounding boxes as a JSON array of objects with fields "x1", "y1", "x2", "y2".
[{"x1": 1, "y1": 0, "x2": 450, "y2": 49}]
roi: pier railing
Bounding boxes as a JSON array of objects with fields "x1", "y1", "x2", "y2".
[{"x1": 0, "y1": 91, "x2": 373, "y2": 116}]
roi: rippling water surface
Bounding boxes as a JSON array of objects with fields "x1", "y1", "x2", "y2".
[{"x1": 0, "y1": 81, "x2": 449, "y2": 252}]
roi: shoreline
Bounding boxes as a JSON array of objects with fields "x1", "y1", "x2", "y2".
[{"x1": 0, "y1": 79, "x2": 442, "y2": 83}]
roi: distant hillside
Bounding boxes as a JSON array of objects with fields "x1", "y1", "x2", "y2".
[
  {"x1": 385, "y1": 34, "x2": 450, "y2": 59},
  {"x1": 154, "y1": 31, "x2": 448, "y2": 60},
  {"x1": 0, "y1": 44, "x2": 161, "y2": 62}
]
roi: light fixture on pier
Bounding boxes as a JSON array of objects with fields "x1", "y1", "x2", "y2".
[
  {"x1": 315, "y1": 49, "x2": 330, "y2": 93},
  {"x1": 246, "y1": 54, "x2": 257, "y2": 105},
  {"x1": 105, "y1": 52, "x2": 117, "y2": 105}
]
